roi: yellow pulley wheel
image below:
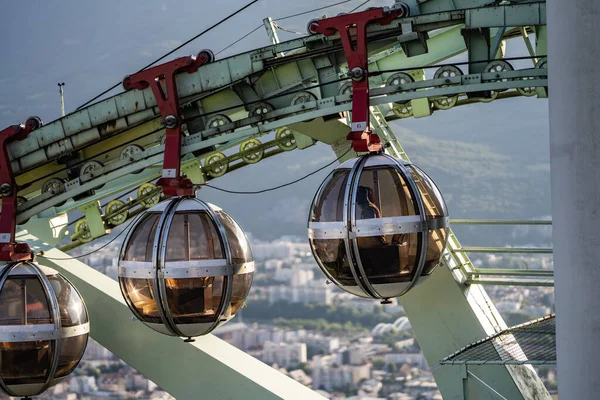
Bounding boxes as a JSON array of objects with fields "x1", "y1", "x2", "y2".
[
  {"x1": 74, "y1": 219, "x2": 92, "y2": 243},
  {"x1": 240, "y1": 139, "x2": 264, "y2": 164},
  {"x1": 478, "y1": 91, "x2": 499, "y2": 103},
  {"x1": 276, "y1": 127, "x2": 297, "y2": 151},
  {"x1": 432, "y1": 65, "x2": 462, "y2": 111},
  {"x1": 391, "y1": 102, "x2": 413, "y2": 118},
  {"x1": 205, "y1": 152, "x2": 228, "y2": 177},
  {"x1": 138, "y1": 183, "x2": 161, "y2": 209},
  {"x1": 105, "y1": 199, "x2": 128, "y2": 226},
  {"x1": 516, "y1": 77, "x2": 537, "y2": 97}
]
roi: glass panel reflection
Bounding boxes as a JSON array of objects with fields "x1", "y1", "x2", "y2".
[
  {"x1": 356, "y1": 233, "x2": 420, "y2": 284},
  {"x1": 124, "y1": 213, "x2": 160, "y2": 262},
  {"x1": 0, "y1": 280, "x2": 24, "y2": 326},
  {"x1": 165, "y1": 212, "x2": 225, "y2": 262},
  {"x1": 407, "y1": 165, "x2": 446, "y2": 218},
  {"x1": 0, "y1": 277, "x2": 52, "y2": 326},
  {"x1": 119, "y1": 278, "x2": 163, "y2": 324},
  {"x1": 230, "y1": 273, "x2": 253, "y2": 315},
  {"x1": 310, "y1": 239, "x2": 356, "y2": 286},
  {"x1": 215, "y1": 212, "x2": 253, "y2": 263},
  {"x1": 48, "y1": 275, "x2": 88, "y2": 327},
  {"x1": 422, "y1": 228, "x2": 448, "y2": 275},
  {"x1": 189, "y1": 213, "x2": 224, "y2": 260},
  {"x1": 55, "y1": 335, "x2": 88, "y2": 378},
  {"x1": 165, "y1": 276, "x2": 225, "y2": 324},
  {"x1": 165, "y1": 214, "x2": 188, "y2": 262},
  {"x1": 310, "y1": 169, "x2": 349, "y2": 222},
  {"x1": 356, "y1": 167, "x2": 415, "y2": 219},
  {"x1": 0, "y1": 340, "x2": 53, "y2": 385}
]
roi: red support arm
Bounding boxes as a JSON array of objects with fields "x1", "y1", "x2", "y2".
[
  {"x1": 310, "y1": 7, "x2": 405, "y2": 153},
  {"x1": 0, "y1": 119, "x2": 40, "y2": 261},
  {"x1": 123, "y1": 51, "x2": 212, "y2": 197}
]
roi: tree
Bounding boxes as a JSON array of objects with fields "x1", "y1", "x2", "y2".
[
  {"x1": 388, "y1": 361, "x2": 398, "y2": 374},
  {"x1": 372, "y1": 358, "x2": 386, "y2": 370}
]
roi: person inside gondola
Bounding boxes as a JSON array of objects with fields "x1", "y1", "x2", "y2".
[
  {"x1": 356, "y1": 186, "x2": 386, "y2": 247},
  {"x1": 356, "y1": 186, "x2": 381, "y2": 220}
]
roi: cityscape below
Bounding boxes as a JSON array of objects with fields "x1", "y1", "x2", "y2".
[{"x1": 1, "y1": 234, "x2": 557, "y2": 400}]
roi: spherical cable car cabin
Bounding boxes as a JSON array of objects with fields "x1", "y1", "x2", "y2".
[
  {"x1": 0, "y1": 262, "x2": 89, "y2": 398},
  {"x1": 308, "y1": 154, "x2": 449, "y2": 302},
  {"x1": 118, "y1": 196, "x2": 254, "y2": 340}
]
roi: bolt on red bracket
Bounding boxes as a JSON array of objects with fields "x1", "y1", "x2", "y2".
[
  {"x1": 123, "y1": 50, "x2": 214, "y2": 197},
  {"x1": 0, "y1": 118, "x2": 42, "y2": 262},
  {"x1": 309, "y1": 6, "x2": 406, "y2": 152}
]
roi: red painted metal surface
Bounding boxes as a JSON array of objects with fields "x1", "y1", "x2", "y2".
[
  {"x1": 123, "y1": 52, "x2": 212, "y2": 197},
  {"x1": 310, "y1": 7, "x2": 404, "y2": 152},
  {"x1": 0, "y1": 121, "x2": 39, "y2": 261}
]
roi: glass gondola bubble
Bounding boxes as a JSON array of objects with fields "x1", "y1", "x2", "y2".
[
  {"x1": 308, "y1": 153, "x2": 449, "y2": 302},
  {"x1": 118, "y1": 195, "x2": 254, "y2": 340},
  {"x1": 0, "y1": 261, "x2": 89, "y2": 398}
]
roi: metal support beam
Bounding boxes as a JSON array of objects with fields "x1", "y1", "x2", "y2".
[
  {"x1": 370, "y1": 111, "x2": 551, "y2": 399},
  {"x1": 462, "y1": 28, "x2": 492, "y2": 98},
  {"x1": 20, "y1": 231, "x2": 324, "y2": 400},
  {"x1": 549, "y1": 0, "x2": 600, "y2": 398}
]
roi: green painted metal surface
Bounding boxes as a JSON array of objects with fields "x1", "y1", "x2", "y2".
[
  {"x1": 7, "y1": 2, "x2": 556, "y2": 398},
  {"x1": 20, "y1": 231, "x2": 326, "y2": 400}
]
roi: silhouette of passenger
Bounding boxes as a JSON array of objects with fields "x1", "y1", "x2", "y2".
[
  {"x1": 356, "y1": 186, "x2": 381, "y2": 219},
  {"x1": 356, "y1": 186, "x2": 386, "y2": 248}
]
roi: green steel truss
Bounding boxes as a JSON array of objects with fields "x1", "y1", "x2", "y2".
[{"x1": 12, "y1": 1, "x2": 554, "y2": 399}]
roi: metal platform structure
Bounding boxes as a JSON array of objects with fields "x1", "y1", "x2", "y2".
[{"x1": 1, "y1": 0, "x2": 573, "y2": 398}]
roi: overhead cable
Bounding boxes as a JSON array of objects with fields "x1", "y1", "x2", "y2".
[
  {"x1": 201, "y1": 148, "x2": 351, "y2": 194},
  {"x1": 75, "y1": 0, "x2": 260, "y2": 111}
]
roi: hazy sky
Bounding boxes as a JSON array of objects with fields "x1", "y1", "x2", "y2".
[
  {"x1": 0, "y1": 0, "x2": 388, "y2": 125},
  {"x1": 2, "y1": 1, "x2": 550, "y2": 241}
]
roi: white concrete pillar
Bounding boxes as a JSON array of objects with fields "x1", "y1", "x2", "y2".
[{"x1": 548, "y1": 0, "x2": 600, "y2": 398}]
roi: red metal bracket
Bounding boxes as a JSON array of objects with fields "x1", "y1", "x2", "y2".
[
  {"x1": 123, "y1": 51, "x2": 213, "y2": 197},
  {"x1": 0, "y1": 118, "x2": 41, "y2": 261},
  {"x1": 309, "y1": 7, "x2": 406, "y2": 152}
]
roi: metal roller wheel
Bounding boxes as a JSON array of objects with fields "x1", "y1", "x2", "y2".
[
  {"x1": 240, "y1": 139, "x2": 264, "y2": 164},
  {"x1": 386, "y1": 72, "x2": 414, "y2": 88},
  {"x1": 120, "y1": 144, "x2": 145, "y2": 174},
  {"x1": 276, "y1": 127, "x2": 297, "y2": 151},
  {"x1": 386, "y1": 72, "x2": 414, "y2": 107},
  {"x1": 291, "y1": 91, "x2": 317, "y2": 106},
  {"x1": 105, "y1": 199, "x2": 128, "y2": 226},
  {"x1": 432, "y1": 65, "x2": 463, "y2": 110},
  {"x1": 25, "y1": 116, "x2": 43, "y2": 130},
  {"x1": 249, "y1": 102, "x2": 274, "y2": 124},
  {"x1": 16, "y1": 196, "x2": 27, "y2": 208},
  {"x1": 338, "y1": 82, "x2": 353, "y2": 97},
  {"x1": 400, "y1": 3, "x2": 410, "y2": 16},
  {"x1": 484, "y1": 60, "x2": 514, "y2": 92},
  {"x1": 338, "y1": 82, "x2": 354, "y2": 119},
  {"x1": 137, "y1": 183, "x2": 161, "y2": 209},
  {"x1": 205, "y1": 114, "x2": 233, "y2": 133},
  {"x1": 42, "y1": 178, "x2": 67, "y2": 206},
  {"x1": 205, "y1": 152, "x2": 228, "y2": 177},
  {"x1": 80, "y1": 161, "x2": 103, "y2": 182},
  {"x1": 74, "y1": 219, "x2": 92, "y2": 243},
  {"x1": 197, "y1": 49, "x2": 215, "y2": 63},
  {"x1": 80, "y1": 160, "x2": 105, "y2": 190},
  {"x1": 120, "y1": 144, "x2": 143, "y2": 160},
  {"x1": 535, "y1": 57, "x2": 548, "y2": 82},
  {"x1": 122, "y1": 75, "x2": 132, "y2": 90},
  {"x1": 307, "y1": 19, "x2": 319, "y2": 35},
  {"x1": 517, "y1": 77, "x2": 538, "y2": 97},
  {"x1": 535, "y1": 57, "x2": 548, "y2": 70}
]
